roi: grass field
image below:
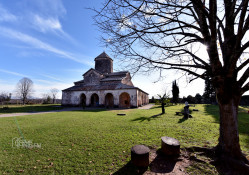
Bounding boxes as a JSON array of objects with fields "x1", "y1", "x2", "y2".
[
  {"x1": 0, "y1": 104, "x2": 63, "y2": 115},
  {"x1": 0, "y1": 104, "x2": 248, "y2": 174}
]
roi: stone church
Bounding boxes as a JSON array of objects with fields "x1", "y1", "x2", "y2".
[{"x1": 62, "y1": 52, "x2": 149, "y2": 108}]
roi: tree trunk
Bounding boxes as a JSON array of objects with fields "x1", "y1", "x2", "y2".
[
  {"x1": 217, "y1": 99, "x2": 241, "y2": 159},
  {"x1": 216, "y1": 87, "x2": 249, "y2": 171},
  {"x1": 161, "y1": 102, "x2": 165, "y2": 114}
]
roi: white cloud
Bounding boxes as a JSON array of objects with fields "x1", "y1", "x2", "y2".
[
  {"x1": 0, "y1": 83, "x2": 15, "y2": 93},
  {"x1": 24, "y1": 0, "x2": 66, "y2": 18},
  {"x1": 33, "y1": 15, "x2": 62, "y2": 33},
  {"x1": 34, "y1": 79, "x2": 56, "y2": 85},
  {"x1": 31, "y1": 14, "x2": 78, "y2": 45},
  {"x1": 0, "y1": 27, "x2": 92, "y2": 65},
  {"x1": 0, "y1": 3, "x2": 17, "y2": 22},
  {"x1": 0, "y1": 69, "x2": 28, "y2": 77},
  {"x1": 39, "y1": 74, "x2": 63, "y2": 82}
]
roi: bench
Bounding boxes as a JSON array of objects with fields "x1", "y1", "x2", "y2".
[{"x1": 175, "y1": 112, "x2": 183, "y2": 115}]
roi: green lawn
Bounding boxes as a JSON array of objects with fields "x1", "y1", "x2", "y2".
[
  {"x1": 0, "y1": 104, "x2": 63, "y2": 114},
  {"x1": 0, "y1": 104, "x2": 248, "y2": 174}
]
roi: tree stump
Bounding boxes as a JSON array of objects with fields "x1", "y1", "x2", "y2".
[
  {"x1": 161, "y1": 136, "x2": 180, "y2": 156},
  {"x1": 131, "y1": 145, "x2": 150, "y2": 167}
]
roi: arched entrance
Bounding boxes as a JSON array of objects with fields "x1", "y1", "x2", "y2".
[
  {"x1": 105, "y1": 93, "x2": 114, "y2": 108},
  {"x1": 119, "y1": 92, "x2": 130, "y2": 108},
  {"x1": 80, "y1": 93, "x2": 86, "y2": 107},
  {"x1": 91, "y1": 93, "x2": 99, "y2": 107}
]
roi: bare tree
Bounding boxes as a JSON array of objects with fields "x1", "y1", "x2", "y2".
[
  {"x1": 0, "y1": 92, "x2": 11, "y2": 106},
  {"x1": 50, "y1": 88, "x2": 59, "y2": 104},
  {"x1": 42, "y1": 93, "x2": 52, "y2": 104},
  {"x1": 16, "y1": 77, "x2": 33, "y2": 105},
  {"x1": 157, "y1": 93, "x2": 169, "y2": 114},
  {"x1": 94, "y1": 0, "x2": 249, "y2": 169}
]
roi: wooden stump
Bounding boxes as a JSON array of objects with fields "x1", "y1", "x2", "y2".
[
  {"x1": 161, "y1": 136, "x2": 180, "y2": 156},
  {"x1": 131, "y1": 145, "x2": 150, "y2": 167}
]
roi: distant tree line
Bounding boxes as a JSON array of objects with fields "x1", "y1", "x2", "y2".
[
  {"x1": 150, "y1": 79, "x2": 217, "y2": 104},
  {"x1": 0, "y1": 77, "x2": 60, "y2": 106},
  {"x1": 150, "y1": 78, "x2": 249, "y2": 105},
  {"x1": 0, "y1": 92, "x2": 11, "y2": 107}
]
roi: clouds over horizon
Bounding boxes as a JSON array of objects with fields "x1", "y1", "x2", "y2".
[
  {"x1": 0, "y1": 1, "x2": 87, "y2": 64},
  {"x1": 0, "y1": 1, "x2": 99, "y2": 98},
  {"x1": 0, "y1": 68, "x2": 71, "y2": 98}
]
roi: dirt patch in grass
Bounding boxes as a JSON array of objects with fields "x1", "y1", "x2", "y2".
[
  {"x1": 144, "y1": 148, "x2": 190, "y2": 175},
  {"x1": 133, "y1": 147, "x2": 219, "y2": 175}
]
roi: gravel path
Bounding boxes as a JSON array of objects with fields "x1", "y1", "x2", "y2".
[{"x1": 138, "y1": 104, "x2": 155, "y2": 109}]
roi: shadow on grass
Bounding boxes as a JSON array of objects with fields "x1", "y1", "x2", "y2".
[
  {"x1": 178, "y1": 117, "x2": 188, "y2": 123},
  {"x1": 131, "y1": 113, "x2": 163, "y2": 122},
  {"x1": 69, "y1": 108, "x2": 107, "y2": 113},
  {"x1": 113, "y1": 149, "x2": 177, "y2": 174},
  {"x1": 113, "y1": 161, "x2": 147, "y2": 175},
  {"x1": 150, "y1": 105, "x2": 174, "y2": 110},
  {"x1": 0, "y1": 104, "x2": 63, "y2": 114},
  {"x1": 204, "y1": 104, "x2": 249, "y2": 150},
  {"x1": 176, "y1": 108, "x2": 193, "y2": 123},
  {"x1": 185, "y1": 146, "x2": 249, "y2": 174},
  {"x1": 185, "y1": 146, "x2": 218, "y2": 172},
  {"x1": 203, "y1": 104, "x2": 219, "y2": 123},
  {"x1": 149, "y1": 149, "x2": 177, "y2": 173}
]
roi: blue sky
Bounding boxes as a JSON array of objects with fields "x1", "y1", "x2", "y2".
[{"x1": 0, "y1": 0, "x2": 205, "y2": 99}]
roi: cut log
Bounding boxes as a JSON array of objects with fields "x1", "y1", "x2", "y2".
[
  {"x1": 131, "y1": 145, "x2": 150, "y2": 167},
  {"x1": 161, "y1": 136, "x2": 180, "y2": 156}
]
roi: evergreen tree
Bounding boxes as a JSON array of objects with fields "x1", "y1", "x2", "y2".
[
  {"x1": 195, "y1": 93, "x2": 202, "y2": 104},
  {"x1": 172, "y1": 80, "x2": 179, "y2": 104},
  {"x1": 151, "y1": 96, "x2": 155, "y2": 103},
  {"x1": 203, "y1": 79, "x2": 216, "y2": 104}
]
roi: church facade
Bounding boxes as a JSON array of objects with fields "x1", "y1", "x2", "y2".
[{"x1": 62, "y1": 52, "x2": 149, "y2": 108}]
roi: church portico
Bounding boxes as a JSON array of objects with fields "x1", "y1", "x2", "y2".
[
  {"x1": 62, "y1": 89, "x2": 139, "y2": 108},
  {"x1": 62, "y1": 52, "x2": 149, "y2": 108}
]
